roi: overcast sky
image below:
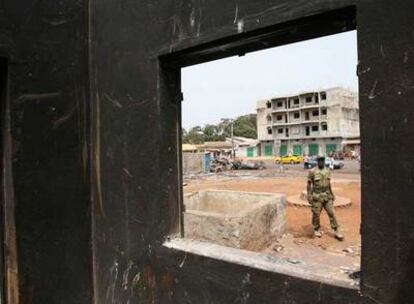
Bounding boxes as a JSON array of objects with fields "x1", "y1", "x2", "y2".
[{"x1": 181, "y1": 30, "x2": 358, "y2": 130}]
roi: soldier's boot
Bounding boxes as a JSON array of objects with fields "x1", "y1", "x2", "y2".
[
  {"x1": 313, "y1": 230, "x2": 322, "y2": 238},
  {"x1": 334, "y1": 228, "x2": 344, "y2": 241}
]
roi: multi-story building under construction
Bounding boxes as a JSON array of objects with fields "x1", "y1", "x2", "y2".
[{"x1": 257, "y1": 87, "x2": 359, "y2": 157}]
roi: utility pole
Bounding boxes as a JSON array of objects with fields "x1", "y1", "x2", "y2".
[{"x1": 231, "y1": 120, "x2": 235, "y2": 158}]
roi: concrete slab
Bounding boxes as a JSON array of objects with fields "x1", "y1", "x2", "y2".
[{"x1": 184, "y1": 190, "x2": 286, "y2": 250}]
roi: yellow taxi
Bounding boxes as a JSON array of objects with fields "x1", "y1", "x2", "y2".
[{"x1": 274, "y1": 154, "x2": 304, "y2": 164}]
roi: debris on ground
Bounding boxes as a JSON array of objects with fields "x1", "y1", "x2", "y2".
[
  {"x1": 342, "y1": 245, "x2": 361, "y2": 257},
  {"x1": 272, "y1": 242, "x2": 284, "y2": 252},
  {"x1": 209, "y1": 157, "x2": 265, "y2": 173}
]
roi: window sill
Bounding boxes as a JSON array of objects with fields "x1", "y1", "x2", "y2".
[{"x1": 163, "y1": 238, "x2": 359, "y2": 290}]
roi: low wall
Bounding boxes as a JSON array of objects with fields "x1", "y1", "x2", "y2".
[
  {"x1": 182, "y1": 152, "x2": 205, "y2": 175},
  {"x1": 184, "y1": 190, "x2": 286, "y2": 251}
]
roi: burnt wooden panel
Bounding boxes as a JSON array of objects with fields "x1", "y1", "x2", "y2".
[
  {"x1": 0, "y1": 0, "x2": 92, "y2": 303},
  {"x1": 0, "y1": 0, "x2": 412, "y2": 303},
  {"x1": 358, "y1": 1, "x2": 414, "y2": 303},
  {"x1": 91, "y1": 0, "x2": 414, "y2": 303}
]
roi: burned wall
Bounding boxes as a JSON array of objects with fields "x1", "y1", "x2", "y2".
[
  {"x1": 0, "y1": 0, "x2": 412, "y2": 303},
  {"x1": 0, "y1": 1, "x2": 91, "y2": 303},
  {"x1": 90, "y1": 1, "x2": 361, "y2": 303},
  {"x1": 90, "y1": 0, "x2": 414, "y2": 303}
]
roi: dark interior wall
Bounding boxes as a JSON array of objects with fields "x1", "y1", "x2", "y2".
[
  {"x1": 0, "y1": 1, "x2": 92, "y2": 303},
  {"x1": 0, "y1": 0, "x2": 412, "y2": 303},
  {"x1": 358, "y1": 1, "x2": 414, "y2": 303},
  {"x1": 90, "y1": 1, "x2": 364, "y2": 303}
]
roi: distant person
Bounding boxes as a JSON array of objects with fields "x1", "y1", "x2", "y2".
[
  {"x1": 303, "y1": 154, "x2": 310, "y2": 169},
  {"x1": 328, "y1": 156, "x2": 334, "y2": 170},
  {"x1": 307, "y1": 156, "x2": 344, "y2": 241},
  {"x1": 351, "y1": 150, "x2": 356, "y2": 160},
  {"x1": 278, "y1": 162, "x2": 284, "y2": 173}
]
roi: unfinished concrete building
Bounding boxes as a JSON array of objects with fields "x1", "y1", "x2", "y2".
[{"x1": 257, "y1": 87, "x2": 359, "y2": 156}]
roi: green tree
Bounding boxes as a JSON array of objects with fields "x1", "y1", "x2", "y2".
[
  {"x1": 183, "y1": 113, "x2": 257, "y2": 143},
  {"x1": 184, "y1": 126, "x2": 204, "y2": 144},
  {"x1": 218, "y1": 114, "x2": 257, "y2": 139},
  {"x1": 233, "y1": 114, "x2": 257, "y2": 138},
  {"x1": 203, "y1": 124, "x2": 225, "y2": 142}
]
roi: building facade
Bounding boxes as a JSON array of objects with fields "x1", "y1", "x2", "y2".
[{"x1": 257, "y1": 87, "x2": 359, "y2": 156}]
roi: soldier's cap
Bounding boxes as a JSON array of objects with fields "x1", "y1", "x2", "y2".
[{"x1": 317, "y1": 155, "x2": 325, "y2": 161}]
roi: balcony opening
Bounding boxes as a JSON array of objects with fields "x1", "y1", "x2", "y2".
[
  {"x1": 267, "y1": 127, "x2": 273, "y2": 135},
  {"x1": 266, "y1": 114, "x2": 272, "y2": 122}
]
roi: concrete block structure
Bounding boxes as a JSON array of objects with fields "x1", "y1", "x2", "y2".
[
  {"x1": 184, "y1": 190, "x2": 286, "y2": 251},
  {"x1": 182, "y1": 152, "x2": 207, "y2": 175},
  {"x1": 257, "y1": 88, "x2": 359, "y2": 156}
]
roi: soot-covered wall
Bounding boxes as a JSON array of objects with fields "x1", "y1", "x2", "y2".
[
  {"x1": 0, "y1": 0, "x2": 413, "y2": 303},
  {"x1": 0, "y1": 1, "x2": 91, "y2": 303}
]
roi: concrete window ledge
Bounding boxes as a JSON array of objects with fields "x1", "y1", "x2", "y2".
[{"x1": 163, "y1": 238, "x2": 359, "y2": 290}]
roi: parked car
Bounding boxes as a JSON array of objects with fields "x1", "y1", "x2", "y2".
[
  {"x1": 275, "y1": 155, "x2": 304, "y2": 164},
  {"x1": 304, "y1": 156, "x2": 344, "y2": 169},
  {"x1": 326, "y1": 157, "x2": 345, "y2": 169}
]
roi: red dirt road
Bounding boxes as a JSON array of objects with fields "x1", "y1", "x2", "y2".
[{"x1": 184, "y1": 171, "x2": 361, "y2": 254}]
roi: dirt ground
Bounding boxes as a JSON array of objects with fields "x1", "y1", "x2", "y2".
[{"x1": 183, "y1": 162, "x2": 361, "y2": 282}]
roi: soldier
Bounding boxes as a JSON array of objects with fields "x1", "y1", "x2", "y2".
[{"x1": 307, "y1": 156, "x2": 344, "y2": 240}]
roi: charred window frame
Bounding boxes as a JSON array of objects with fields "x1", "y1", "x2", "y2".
[
  {"x1": 159, "y1": 5, "x2": 357, "y2": 287},
  {"x1": 0, "y1": 57, "x2": 8, "y2": 303}
]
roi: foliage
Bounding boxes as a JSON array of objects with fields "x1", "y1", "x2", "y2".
[{"x1": 183, "y1": 114, "x2": 257, "y2": 143}]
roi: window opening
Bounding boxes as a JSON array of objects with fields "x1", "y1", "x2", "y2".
[{"x1": 178, "y1": 28, "x2": 360, "y2": 286}]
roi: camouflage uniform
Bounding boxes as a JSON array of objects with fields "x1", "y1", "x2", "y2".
[{"x1": 308, "y1": 167, "x2": 339, "y2": 231}]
